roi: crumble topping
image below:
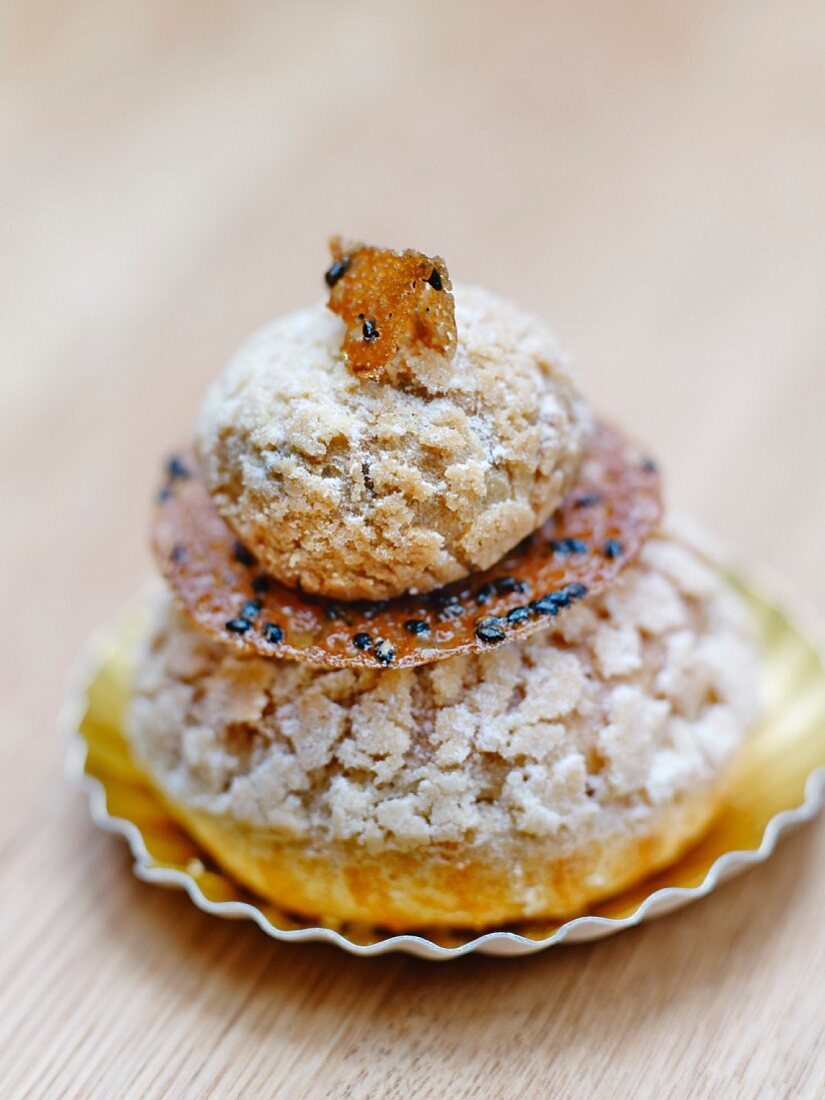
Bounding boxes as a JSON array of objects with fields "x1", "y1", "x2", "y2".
[{"x1": 130, "y1": 532, "x2": 759, "y2": 853}]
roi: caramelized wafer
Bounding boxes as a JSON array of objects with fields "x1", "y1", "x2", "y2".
[
  {"x1": 152, "y1": 423, "x2": 662, "y2": 670},
  {"x1": 325, "y1": 237, "x2": 456, "y2": 380}
]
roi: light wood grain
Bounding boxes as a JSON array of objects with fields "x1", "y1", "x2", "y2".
[{"x1": 1, "y1": 2, "x2": 824, "y2": 1096}]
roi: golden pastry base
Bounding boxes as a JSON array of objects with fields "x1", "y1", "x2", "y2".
[{"x1": 64, "y1": 570, "x2": 825, "y2": 959}]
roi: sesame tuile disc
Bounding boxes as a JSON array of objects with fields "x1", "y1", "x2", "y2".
[
  {"x1": 152, "y1": 423, "x2": 662, "y2": 670},
  {"x1": 324, "y1": 236, "x2": 457, "y2": 380}
]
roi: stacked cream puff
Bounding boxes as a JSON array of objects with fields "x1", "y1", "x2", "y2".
[{"x1": 129, "y1": 241, "x2": 759, "y2": 930}]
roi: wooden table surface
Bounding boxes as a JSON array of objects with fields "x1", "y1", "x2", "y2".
[{"x1": 2, "y1": 2, "x2": 824, "y2": 1096}]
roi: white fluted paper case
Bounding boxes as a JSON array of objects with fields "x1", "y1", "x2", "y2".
[{"x1": 63, "y1": 566, "x2": 825, "y2": 960}]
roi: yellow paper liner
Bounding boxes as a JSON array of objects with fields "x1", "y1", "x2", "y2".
[{"x1": 65, "y1": 571, "x2": 825, "y2": 958}]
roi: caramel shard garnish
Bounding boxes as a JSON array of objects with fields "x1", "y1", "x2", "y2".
[
  {"x1": 325, "y1": 237, "x2": 457, "y2": 380},
  {"x1": 152, "y1": 423, "x2": 663, "y2": 670}
]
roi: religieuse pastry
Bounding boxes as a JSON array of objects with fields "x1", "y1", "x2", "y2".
[{"x1": 129, "y1": 239, "x2": 760, "y2": 930}]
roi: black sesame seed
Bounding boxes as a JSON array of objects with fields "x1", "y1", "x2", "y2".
[
  {"x1": 494, "y1": 576, "x2": 527, "y2": 596},
  {"x1": 157, "y1": 486, "x2": 173, "y2": 503},
  {"x1": 476, "y1": 618, "x2": 507, "y2": 644},
  {"x1": 426, "y1": 267, "x2": 443, "y2": 291},
  {"x1": 232, "y1": 541, "x2": 256, "y2": 566},
  {"x1": 170, "y1": 544, "x2": 187, "y2": 563},
  {"x1": 549, "y1": 538, "x2": 589, "y2": 556},
  {"x1": 326, "y1": 604, "x2": 350, "y2": 622},
  {"x1": 603, "y1": 538, "x2": 624, "y2": 560},
  {"x1": 362, "y1": 319, "x2": 379, "y2": 342},
  {"x1": 167, "y1": 456, "x2": 191, "y2": 480},
  {"x1": 362, "y1": 601, "x2": 388, "y2": 620},
  {"x1": 324, "y1": 257, "x2": 350, "y2": 287},
  {"x1": 476, "y1": 576, "x2": 528, "y2": 605},
  {"x1": 530, "y1": 583, "x2": 586, "y2": 615},
  {"x1": 431, "y1": 590, "x2": 464, "y2": 621},
  {"x1": 241, "y1": 599, "x2": 262, "y2": 619},
  {"x1": 225, "y1": 617, "x2": 252, "y2": 634},
  {"x1": 263, "y1": 622, "x2": 283, "y2": 645},
  {"x1": 404, "y1": 618, "x2": 430, "y2": 635},
  {"x1": 437, "y1": 602, "x2": 464, "y2": 621},
  {"x1": 251, "y1": 573, "x2": 271, "y2": 594},
  {"x1": 505, "y1": 606, "x2": 532, "y2": 624},
  {"x1": 641, "y1": 457, "x2": 658, "y2": 474},
  {"x1": 475, "y1": 582, "x2": 494, "y2": 605},
  {"x1": 574, "y1": 492, "x2": 601, "y2": 509},
  {"x1": 530, "y1": 594, "x2": 564, "y2": 616},
  {"x1": 374, "y1": 638, "x2": 395, "y2": 665},
  {"x1": 352, "y1": 632, "x2": 373, "y2": 651},
  {"x1": 434, "y1": 589, "x2": 461, "y2": 609}
]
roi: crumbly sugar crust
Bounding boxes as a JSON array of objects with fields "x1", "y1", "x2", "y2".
[
  {"x1": 130, "y1": 533, "x2": 760, "y2": 857},
  {"x1": 195, "y1": 286, "x2": 591, "y2": 600}
]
